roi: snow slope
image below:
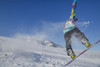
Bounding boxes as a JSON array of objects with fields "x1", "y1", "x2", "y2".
[{"x1": 0, "y1": 36, "x2": 100, "y2": 67}]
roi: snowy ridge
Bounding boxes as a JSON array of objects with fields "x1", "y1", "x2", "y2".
[
  {"x1": 0, "y1": 36, "x2": 100, "y2": 67},
  {"x1": 41, "y1": 40, "x2": 62, "y2": 48}
]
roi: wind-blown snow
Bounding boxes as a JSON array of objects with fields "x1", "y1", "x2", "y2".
[{"x1": 0, "y1": 36, "x2": 100, "y2": 67}]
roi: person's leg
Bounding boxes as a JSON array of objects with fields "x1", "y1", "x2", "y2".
[
  {"x1": 73, "y1": 27, "x2": 91, "y2": 47},
  {"x1": 64, "y1": 32, "x2": 75, "y2": 58}
]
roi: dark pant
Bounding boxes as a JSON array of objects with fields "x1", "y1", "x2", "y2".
[{"x1": 64, "y1": 27, "x2": 89, "y2": 56}]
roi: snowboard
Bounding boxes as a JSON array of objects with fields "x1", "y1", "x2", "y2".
[{"x1": 64, "y1": 40, "x2": 100, "y2": 66}]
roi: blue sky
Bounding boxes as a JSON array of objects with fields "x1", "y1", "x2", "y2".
[{"x1": 0, "y1": 0, "x2": 100, "y2": 51}]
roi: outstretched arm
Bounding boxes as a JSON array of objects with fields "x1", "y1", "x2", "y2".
[{"x1": 70, "y1": 0, "x2": 77, "y2": 20}]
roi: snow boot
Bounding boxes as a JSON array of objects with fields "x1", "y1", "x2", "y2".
[
  {"x1": 81, "y1": 38, "x2": 91, "y2": 48},
  {"x1": 71, "y1": 55, "x2": 76, "y2": 59},
  {"x1": 85, "y1": 43, "x2": 91, "y2": 47},
  {"x1": 67, "y1": 49, "x2": 76, "y2": 59}
]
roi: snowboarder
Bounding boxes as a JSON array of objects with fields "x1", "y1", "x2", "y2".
[{"x1": 63, "y1": 0, "x2": 91, "y2": 59}]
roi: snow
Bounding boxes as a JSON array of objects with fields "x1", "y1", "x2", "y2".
[{"x1": 0, "y1": 36, "x2": 100, "y2": 67}]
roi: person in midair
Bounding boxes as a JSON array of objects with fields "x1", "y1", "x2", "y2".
[{"x1": 63, "y1": 0, "x2": 91, "y2": 59}]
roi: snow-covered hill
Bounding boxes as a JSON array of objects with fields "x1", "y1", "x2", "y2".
[
  {"x1": 0, "y1": 36, "x2": 100, "y2": 67},
  {"x1": 41, "y1": 40, "x2": 62, "y2": 48}
]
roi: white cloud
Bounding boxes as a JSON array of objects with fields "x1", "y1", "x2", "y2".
[
  {"x1": 76, "y1": 21, "x2": 90, "y2": 32},
  {"x1": 13, "y1": 21, "x2": 65, "y2": 41},
  {"x1": 76, "y1": 21, "x2": 90, "y2": 27},
  {"x1": 32, "y1": 21, "x2": 65, "y2": 40}
]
